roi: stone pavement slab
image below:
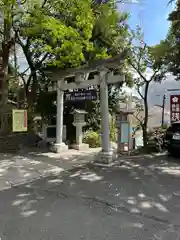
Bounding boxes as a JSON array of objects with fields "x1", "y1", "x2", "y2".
[{"x1": 0, "y1": 149, "x2": 100, "y2": 190}]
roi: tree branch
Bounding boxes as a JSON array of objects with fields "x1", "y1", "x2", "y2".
[
  {"x1": 137, "y1": 43, "x2": 147, "y2": 69},
  {"x1": 137, "y1": 85, "x2": 144, "y2": 100},
  {"x1": 130, "y1": 61, "x2": 147, "y2": 82},
  {"x1": 25, "y1": 37, "x2": 31, "y2": 49},
  {"x1": 42, "y1": 0, "x2": 48, "y2": 8},
  {"x1": 14, "y1": 29, "x2": 26, "y2": 48},
  {"x1": 149, "y1": 68, "x2": 160, "y2": 82},
  {"x1": 35, "y1": 53, "x2": 49, "y2": 69},
  {"x1": 133, "y1": 110, "x2": 143, "y2": 127},
  {"x1": 26, "y1": 73, "x2": 32, "y2": 88},
  {"x1": 21, "y1": 67, "x2": 30, "y2": 75},
  {"x1": 18, "y1": 73, "x2": 26, "y2": 86}
]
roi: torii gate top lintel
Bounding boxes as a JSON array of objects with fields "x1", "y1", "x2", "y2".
[{"x1": 43, "y1": 51, "x2": 127, "y2": 79}]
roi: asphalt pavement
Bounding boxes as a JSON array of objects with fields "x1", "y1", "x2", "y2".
[{"x1": 1, "y1": 153, "x2": 180, "y2": 239}]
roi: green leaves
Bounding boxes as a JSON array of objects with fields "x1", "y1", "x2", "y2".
[
  {"x1": 14, "y1": 0, "x2": 131, "y2": 72},
  {"x1": 15, "y1": 0, "x2": 96, "y2": 68}
]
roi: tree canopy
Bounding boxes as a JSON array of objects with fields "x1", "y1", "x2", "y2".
[
  {"x1": 155, "y1": 0, "x2": 180, "y2": 79},
  {"x1": 128, "y1": 42, "x2": 167, "y2": 146},
  {"x1": 0, "y1": 0, "x2": 133, "y2": 133},
  {"x1": 12, "y1": 0, "x2": 132, "y2": 101},
  {"x1": 14, "y1": 0, "x2": 130, "y2": 68}
]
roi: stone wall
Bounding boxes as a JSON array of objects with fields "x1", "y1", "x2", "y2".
[{"x1": 0, "y1": 133, "x2": 29, "y2": 153}]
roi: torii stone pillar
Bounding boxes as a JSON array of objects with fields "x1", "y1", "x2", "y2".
[
  {"x1": 52, "y1": 79, "x2": 68, "y2": 153},
  {"x1": 98, "y1": 69, "x2": 114, "y2": 164}
]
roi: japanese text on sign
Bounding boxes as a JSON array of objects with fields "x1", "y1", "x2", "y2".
[
  {"x1": 170, "y1": 95, "x2": 180, "y2": 123},
  {"x1": 12, "y1": 109, "x2": 27, "y2": 132},
  {"x1": 64, "y1": 88, "x2": 98, "y2": 102}
]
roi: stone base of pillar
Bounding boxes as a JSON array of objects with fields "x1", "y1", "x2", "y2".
[
  {"x1": 71, "y1": 143, "x2": 89, "y2": 151},
  {"x1": 96, "y1": 150, "x2": 117, "y2": 164},
  {"x1": 51, "y1": 142, "x2": 68, "y2": 153}
]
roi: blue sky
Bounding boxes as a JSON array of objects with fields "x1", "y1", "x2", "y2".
[{"x1": 120, "y1": 0, "x2": 175, "y2": 46}]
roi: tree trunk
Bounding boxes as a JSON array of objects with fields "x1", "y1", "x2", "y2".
[
  {"x1": 142, "y1": 81, "x2": 149, "y2": 148},
  {"x1": 142, "y1": 125, "x2": 148, "y2": 148},
  {"x1": 20, "y1": 42, "x2": 39, "y2": 132},
  {"x1": 25, "y1": 73, "x2": 38, "y2": 132},
  {"x1": 0, "y1": 20, "x2": 12, "y2": 135}
]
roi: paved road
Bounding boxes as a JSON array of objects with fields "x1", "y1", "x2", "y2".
[{"x1": 1, "y1": 154, "x2": 180, "y2": 239}]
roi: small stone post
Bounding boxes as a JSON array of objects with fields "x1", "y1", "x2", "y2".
[{"x1": 72, "y1": 109, "x2": 89, "y2": 150}]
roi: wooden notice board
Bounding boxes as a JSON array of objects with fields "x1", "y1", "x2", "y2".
[{"x1": 12, "y1": 109, "x2": 27, "y2": 132}]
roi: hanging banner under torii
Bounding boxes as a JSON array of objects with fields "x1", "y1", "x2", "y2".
[
  {"x1": 12, "y1": 109, "x2": 27, "y2": 132},
  {"x1": 64, "y1": 87, "x2": 98, "y2": 102},
  {"x1": 170, "y1": 95, "x2": 180, "y2": 123}
]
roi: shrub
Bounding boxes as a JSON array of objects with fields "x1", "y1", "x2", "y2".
[
  {"x1": 83, "y1": 115, "x2": 118, "y2": 148},
  {"x1": 83, "y1": 130, "x2": 101, "y2": 148},
  {"x1": 109, "y1": 116, "x2": 117, "y2": 142}
]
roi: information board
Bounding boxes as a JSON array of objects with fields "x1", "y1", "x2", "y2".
[
  {"x1": 12, "y1": 109, "x2": 27, "y2": 132},
  {"x1": 170, "y1": 95, "x2": 180, "y2": 123},
  {"x1": 64, "y1": 88, "x2": 97, "y2": 102},
  {"x1": 120, "y1": 122, "x2": 129, "y2": 143}
]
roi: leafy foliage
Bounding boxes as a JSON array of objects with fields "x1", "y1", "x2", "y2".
[
  {"x1": 83, "y1": 115, "x2": 116, "y2": 148},
  {"x1": 13, "y1": 0, "x2": 131, "y2": 106},
  {"x1": 0, "y1": 0, "x2": 22, "y2": 133},
  {"x1": 128, "y1": 29, "x2": 167, "y2": 147},
  {"x1": 0, "y1": 0, "x2": 134, "y2": 135},
  {"x1": 83, "y1": 130, "x2": 101, "y2": 148},
  {"x1": 14, "y1": 0, "x2": 130, "y2": 70},
  {"x1": 159, "y1": 0, "x2": 180, "y2": 79}
]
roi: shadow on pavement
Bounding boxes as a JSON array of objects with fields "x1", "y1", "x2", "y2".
[
  {"x1": 0, "y1": 149, "x2": 99, "y2": 188},
  {"x1": 1, "y1": 153, "x2": 180, "y2": 239}
]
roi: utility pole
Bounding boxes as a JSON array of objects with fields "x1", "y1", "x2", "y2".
[
  {"x1": 161, "y1": 94, "x2": 166, "y2": 128},
  {"x1": 156, "y1": 94, "x2": 166, "y2": 128}
]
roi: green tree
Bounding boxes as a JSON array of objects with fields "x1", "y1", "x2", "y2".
[
  {"x1": 0, "y1": 0, "x2": 19, "y2": 134},
  {"x1": 128, "y1": 37, "x2": 167, "y2": 147},
  {"x1": 13, "y1": 0, "x2": 132, "y2": 131},
  {"x1": 160, "y1": 0, "x2": 180, "y2": 79},
  {"x1": 13, "y1": 0, "x2": 95, "y2": 128}
]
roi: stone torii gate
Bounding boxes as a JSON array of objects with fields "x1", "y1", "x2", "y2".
[{"x1": 44, "y1": 51, "x2": 126, "y2": 163}]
